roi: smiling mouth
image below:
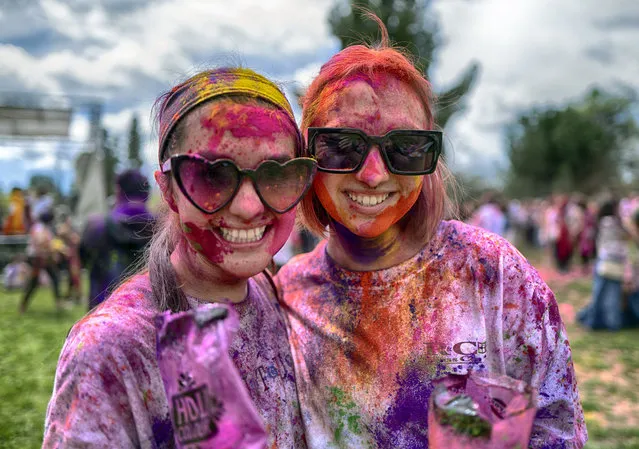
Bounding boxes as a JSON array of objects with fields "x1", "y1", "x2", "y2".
[
  {"x1": 346, "y1": 192, "x2": 392, "y2": 207},
  {"x1": 219, "y1": 226, "x2": 267, "y2": 243}
]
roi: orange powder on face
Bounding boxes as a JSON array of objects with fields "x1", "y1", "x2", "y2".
[
  {"x1": 356, "y1": 177, "x2": 423, "y2": 238},
  {"x1": 313, "y1": 177, "x2": 344, "y2": 224},
  {"x1": 314, "y1": 176, "x2": 424, "y2": 239}
]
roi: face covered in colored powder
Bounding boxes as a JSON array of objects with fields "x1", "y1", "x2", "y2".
[
  {"x1": 311, "y1": 74, "x2": 428, "y2": 239},
  {"x1": 165, "y1": 100, "x2": 299, "y2": 280}
]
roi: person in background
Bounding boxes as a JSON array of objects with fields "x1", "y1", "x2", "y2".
[
  {"x1": 2, "y1": 254, "x2": 30, "y2": 290},
  {"x1": 56, "y1": 210, "x2": 82, "y2": 303},
  {"x1": 469, "y1": 190, "x2": 507, "y2": 237},
  {"x1": 577, "y1": 198, "x2": 597, "y2": 275},
  {"x1": 2, "y1": 187, "x2": 29, "y2": 235},
  {"x1": 80, "y1": 169, "x2": 156, "y2": 310},
  {"x1": 623, "y1": 209, "x2": 639, "y2": 327},
  {"x1": 551, "y1": 194, "x2": 575, "y2": 272},
  {"x1": 276, "y1": 16, "x2": 585, "y2": 448},
  {"x1": 619, "y1": 191, "x2": 639, "y2": 235},
  {"x1": 30, "y1": 185, "x2": 54, "y2": 224},
  {"x1": 505, "y1": 198, "x2": 526, "y2": 246},
  {"x1": 578, "y1": 198, "x2": 627, "y2": 330},
  {"x1": 19, "y1": 208, "x2": 62, "y2": 314}
]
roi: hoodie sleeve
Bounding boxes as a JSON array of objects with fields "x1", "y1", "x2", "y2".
[
  {"x1": 500, "y1": 254, "x2": 587, "y2": 449},
  {"x1": 43, "y1": 328, "x2": 140, "y2": 448}
]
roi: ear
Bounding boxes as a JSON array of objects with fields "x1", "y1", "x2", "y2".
[{"x1": 154, "y1": 169, "x2": 178, "y2": 213}]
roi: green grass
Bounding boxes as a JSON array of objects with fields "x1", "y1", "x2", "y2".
[
  {"x1": 1, "y1": 262, "x2": 638, "y2": 448},
  {"x1": 549, "y1": 277, "x2": 639, "y2": 449},
  {"x1": 0, "y1": 285, "x2": 87, "y2": 449}
]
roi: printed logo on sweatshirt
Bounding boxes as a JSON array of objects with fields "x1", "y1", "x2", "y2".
[
  {"x1": 171, "y1": 372, "x2": 224, "y2": 445},
  {"x1": 255, "y1": 352, "x2": 295, "y2": 391},
  {"x1": 423, "y1": 339, "x2": 487, "y2": 365}
]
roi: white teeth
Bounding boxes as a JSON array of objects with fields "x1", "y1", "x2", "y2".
[
  {"x1": 220, "y1": 226, "x2": 267, "y2": 243},
  {"x1": 347, "y1": 192, "x2": 390, "y2": 207}
]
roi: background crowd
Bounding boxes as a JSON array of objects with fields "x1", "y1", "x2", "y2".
[
  {"x1": 466, "y1": 190, "x2": 639, "y2": 330},
  {"x1": 4, "y1": 174, "x2": 639, "y2": 332},
  {"x1": 1, "y1": 169, "x2": 154, "y2": 314}
]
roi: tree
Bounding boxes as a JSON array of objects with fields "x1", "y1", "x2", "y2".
[
  {"x1": 29, "y1": 174, "x2": 58, "y2": 195},
  {"x1": 505, "y1": 88, "x2": 638, "y2": 197},
  {"x1": 127, "y1": 114, "x2": 143, "y2": 169},
  {"x1": 328, "y1": 0, "x2": 480, "y2": 130}
]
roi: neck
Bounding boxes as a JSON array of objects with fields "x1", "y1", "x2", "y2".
[
  {"x1": 326, "y1": 220, "x2": 421, "y2": 271},
  {"x1": 170, "y1": 239, "x2": 248, "y2": 303}
]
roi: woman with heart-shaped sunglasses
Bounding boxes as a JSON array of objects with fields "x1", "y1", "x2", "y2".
[{"x1": 44, "y1": 68, "x2": 313, "y2": 448}]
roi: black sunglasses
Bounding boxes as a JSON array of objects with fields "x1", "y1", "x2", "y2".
[
  {"x1": 161, "y1": 154, "x2": 317, "y2": 214},
  {"x1": 307, "y1": 127, "x2": 442, "y2": 175}
]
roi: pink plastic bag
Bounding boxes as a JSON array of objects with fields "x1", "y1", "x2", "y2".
[
  {"x1": 155, "y1": 304, "x2": 267, "y2": 449},
  {"x1": 428, "y1": 371, "x2": 536, "y2": 449}
]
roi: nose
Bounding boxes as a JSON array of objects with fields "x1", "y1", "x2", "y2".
[
  {"x1": 355, "y1": 147, "x2": 390, "y2": 187},
  {"x1": 228, "y1": 178, "x2": 266, "y2": 220}
]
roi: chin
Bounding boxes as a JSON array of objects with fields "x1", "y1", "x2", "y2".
[
  {"x1": 219, "y1": 255, "x2": 273, "y2": 280},
  {"x1": 340, "y1": 219, "x2": 392, "y2": 239}
]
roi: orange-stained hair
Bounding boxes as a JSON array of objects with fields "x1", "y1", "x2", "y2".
[{"x1": 299, "y1": 14, "x2": 456, "y2": 242}]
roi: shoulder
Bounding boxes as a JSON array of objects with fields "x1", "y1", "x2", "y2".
[
  {"x1": 62, "y1": 274, "x2": 157, "y2": 368},
  {"x1": 275, "y1": 240, "x2": 327, "y2": 292},
  {"x1": 433, "y1": 220, "x2": 542, "y2": 287},
  {"x1": 434, "y1": 220, "x2": 520, "y2": 256},
  {"x1": 435, "y1": 222, "x2": 559, "y2": 332}
]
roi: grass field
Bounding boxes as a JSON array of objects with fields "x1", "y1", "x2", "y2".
[{"x1": 1, "y1": 257, "x2": 638, "y2": 448}]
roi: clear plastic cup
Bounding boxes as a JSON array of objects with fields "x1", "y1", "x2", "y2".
[{"x1": 428, "y1": 372, "x2": 536, "y2": 449}]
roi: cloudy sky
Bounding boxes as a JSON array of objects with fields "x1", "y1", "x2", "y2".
[{"x1": 1, "y1": 0, "x2": 638, "y2": 193}]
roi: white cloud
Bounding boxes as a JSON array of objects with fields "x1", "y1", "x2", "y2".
[
  {"x1": 3, "y1": 0, "x2": 639, "y2": 188},
  {"x1": 69, "y1": 114, "x2": 90, "y2": 141},
  {"x1": 0, "y1": 146, "x2": 21, "y2": 160},
  {"x1": 40, "y1": 0, "x2": 116, "y2": 43},
  {"x1": 0, "y1": 0, "x2": 338, "y2": 175},
  {"x1": 292, "y1": 62, "x2": 323, "y2": 89},
  {"x1": 432, "y1": 0, "x2": 639, "y2": 178},
  {"x1": 0, "y1": 45, "x2": 63, "y2": 93},
  {"x1": 2, "y1": 0, "x2": 335, "y2": 95}
]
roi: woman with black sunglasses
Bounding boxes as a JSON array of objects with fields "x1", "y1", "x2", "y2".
[
  {"x1": 43, "y1": 68, "x2": 314, "y2": 448},
  {"x1": 275, "y1": 16, "x2": 587, "y2": 449}
]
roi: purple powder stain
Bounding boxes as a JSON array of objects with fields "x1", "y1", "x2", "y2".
[
  {"x1": 478, "y1": 257, "x2": 497, "y2": 285},
  {"x1": 376, "y1": 366, "x2": 432, "y2": 448},
  {"x1": 332, "y1": 221, "x2": 397, "y2": 265},
  {"x1": 152, "y1": 415, "x2": 174, "y2": 447}
]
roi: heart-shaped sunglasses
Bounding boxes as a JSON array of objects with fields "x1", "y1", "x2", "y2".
[{"x1": 161, "y1": 154, "x2": 317, "y2": 214}]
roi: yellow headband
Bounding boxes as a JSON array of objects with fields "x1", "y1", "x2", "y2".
[{"x1": 158, "y1": 68, "x2": 299, "y2": 163}]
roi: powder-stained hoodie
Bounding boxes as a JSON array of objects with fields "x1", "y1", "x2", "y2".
[{"x1": 276, "y1": 220, "x2": 587, "y2": 449}]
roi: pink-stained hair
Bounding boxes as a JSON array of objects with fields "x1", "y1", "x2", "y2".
[{"x1": 299, "y1": 14, "x2": 456, "y2": 242}]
